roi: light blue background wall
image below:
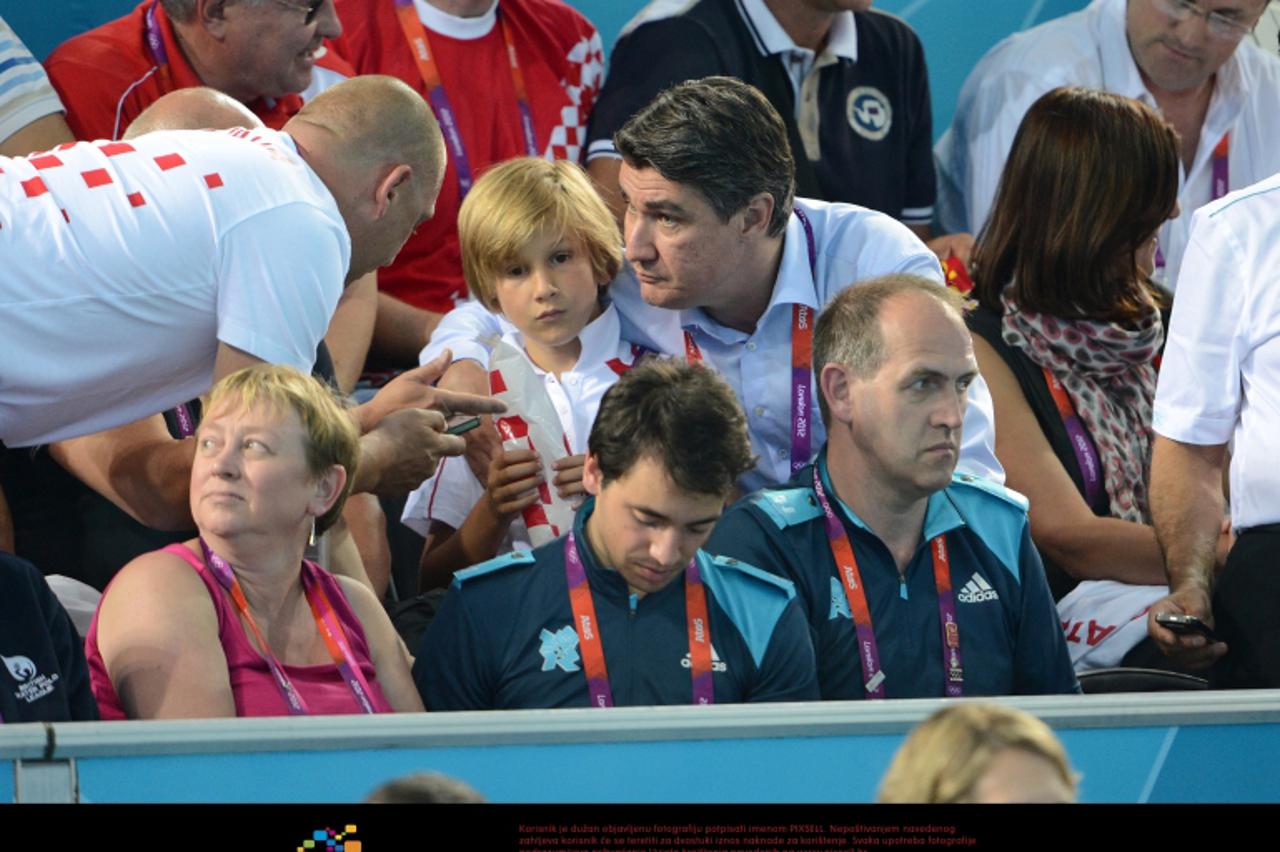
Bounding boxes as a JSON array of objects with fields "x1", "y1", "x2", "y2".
[{"x1": 1, "y1": 0, "x2": 1089, "y2": 137}]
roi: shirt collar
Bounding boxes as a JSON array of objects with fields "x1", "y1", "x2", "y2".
[
  {"x1": 413, "y1": 0, "x2": 498, "y2": 40},
  {"x1": 678, "y1": 210, "x2": 819, "y2": 339},
  {"x1": 816, "y1": 453, "x2": 966, "y2": 541},
  {"x1": 504, "y1": 302, "x2": 621, "y2": 376},
  {"x1": 738, "y1": 0, "x2": 858, "y2": 62},
  {"x1": 1096, "y1": 0, "x2": 1151, "y2": 101}
]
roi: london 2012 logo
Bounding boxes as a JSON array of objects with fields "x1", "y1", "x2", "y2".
[{"x1": 297, "y1": 825, "x2": 360, "y2": 852}]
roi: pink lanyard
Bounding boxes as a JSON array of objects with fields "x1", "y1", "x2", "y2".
[
  {"x1": 683, "y1": 208, "x2": 817, "y2": 475},
  {"x1": 1155, "y1": 133, "x2": 1228, "y2": 271},
  {"x1": 199, "y1": 539, "x2": 379, "y2": 714},
  {"x1": 811, "y1": 469, "x2": 965, "y2": 698},
  {"x1": 562, "y1": 532, "x2": 714, "y2": 707},
  {"x1": 392, "y1": 0, "x2": 538, "y2": 198}
]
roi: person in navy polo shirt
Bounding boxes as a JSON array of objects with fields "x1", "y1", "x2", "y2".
[
  {"x1": 707, "y1": 275, "x2": 1077, "y2": 700},
  {"x1": 414, "y1": 360, "x2": 819, "y2": 710}
]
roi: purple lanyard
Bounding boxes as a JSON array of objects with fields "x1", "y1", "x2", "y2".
[
  {"x1": 393, "y1": 0, "x2": 539, "y2": 199},
  {"x1": 562, "y1": 533, "x2": 713, "y2": 707},
  {"x1": 811, "y1": 468, "x2": 965, "y2": 698},
  {"x1": 789, "y1": 207, "x2": 818, "y2": 474},
  {"x1": 144, "y1": 0, "x2": 170, "y2": 66},
  {"x1": 198, "y1": 539, "x2": 377, "y2": 715},
  {"x1": 1042, "y1": 368, "x2": 1105, "y2": 510},
  {"x1": 1155, "y1": 133, "x2": 1229, "y2": 271}
]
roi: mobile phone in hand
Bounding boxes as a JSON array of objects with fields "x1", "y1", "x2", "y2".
[
  {"x1": 1155, "y1": 612, "x2": 1225, "y2": 644},
  {"x1": 445, "y1": 415, "x2": 481, "y2": 435}
]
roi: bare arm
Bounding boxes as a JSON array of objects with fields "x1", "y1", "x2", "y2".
[
  {"x1": 336, "y1": 575, "x2": 424, "y2": 712},
  {"x1": 49, "y1": 415, "x2": 195, "y2": 531},
  {"x1": 418, "y1": 446, "x2": 543, "y2": 590},
  {"x1": 372, "y1": 292, "x2": 443, "y2": 368},
  {"x1": 0, "y1": 112, "x2": 74, "y2": 157},
  {"x1": 974, "y1": 336, "x2": 1167, "y2": 584},
  {"x1": 1147, "y1": 436, "x2": 1229, "y2": 667},
  {"x1": 324, "y1": 271, "x2": 378, "y2": 394},
  {"x1": 587, "y1": 157, "x2": 626, "y2": 230},
  {"x1": 96, "y1": 547, "x2": 237, "y2": 719}
]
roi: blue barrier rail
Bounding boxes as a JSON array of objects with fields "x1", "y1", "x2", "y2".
[{"x1": 4, "y1": 691, "x2": 1279, "y2": 803}]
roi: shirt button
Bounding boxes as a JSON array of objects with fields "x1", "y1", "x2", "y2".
[
  {"x1": 778, "y1": 448, "x2": 788, "y2": 458},
  {"x1": 746, "y1": 341, "x2": 757, "y2": 351},
  {"x1": 753, "y1": 406, "x2": 765, "y2": 416}
]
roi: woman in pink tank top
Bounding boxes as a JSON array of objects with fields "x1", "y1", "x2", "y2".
[{"x1": 86, "y1": 365, "x2": 423, "y2": 718}]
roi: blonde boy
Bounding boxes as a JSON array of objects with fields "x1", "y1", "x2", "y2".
[{"x1": 403, "y1": 157, "x2": 637, "y2": 588}]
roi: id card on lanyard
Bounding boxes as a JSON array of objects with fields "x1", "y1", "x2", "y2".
[
  {"x1": 811, "y1": 468, "x2": 965, "y2": 698},
  {"x1": 1155, "y1": 133, "x2": 1228, "y2": 272},
  {"x1": 392, "y1": 0, "x2": 539, "y2": 199},
  {"x1": 199, "y1": 539, "x2": 380, "y2": 714},
  {"x1": 562, "y1": 532, "x2": 714, "y2": 706},
  {"x1": 684, "y1": 207, "x2": 818, "y2": 475}
]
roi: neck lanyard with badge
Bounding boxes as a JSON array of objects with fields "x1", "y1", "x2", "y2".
[
  {"x1": 1155, "y1": 134, "x2": 1229, "y2": 271},
  {"x1": 561, "y1": 532, "x2": 714, "y2": 706},
  {"x1": 683, "y1": 207, "x2": 818, "y2": 475},
  {"x1": 198, "y1": 539, "x2": 379, "y2": 714},
  {"x1": 811, "y1": 469, "x2": 965, "y2": 699},
  {"x1": 392, "y1": 0, "x2": 539, "y2": 199}
]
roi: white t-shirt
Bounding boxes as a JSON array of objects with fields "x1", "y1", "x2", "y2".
[
  {"x1": 934, "y1": 0, "x2": 1280, "y2": 290},
  {"x1": 402, "y1": 304, "x2": 639, "y2": 546},
  {"x1": 1154, "y1": 174, "x2": 1280, "y2": 530},
  {"x1": 0, "y1": 127, "x2": 349, "y2": 446}
]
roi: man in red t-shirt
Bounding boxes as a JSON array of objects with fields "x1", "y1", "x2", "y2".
[
  {"x1": 335, "y1": 0, "x2": 604, "y2": 366},
  {"x1": 45, "y1": 0, "x2": 355, "y2": 140}
]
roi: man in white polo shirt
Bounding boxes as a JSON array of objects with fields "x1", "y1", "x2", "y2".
[
  {"x1": 1147, "y1": 173, "x2": 1280, "y2": 687},
  {"x1": 0, "y1": 76, "x2": 441, "y2": 448},
  {"x1": 936, "y1": 0, "x2": 1280, "y2": 290}
]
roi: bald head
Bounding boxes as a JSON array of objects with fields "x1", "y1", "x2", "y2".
[
  {"x1": 123, "y1": 87, "x2": 264, "y2": 139},
  {"x1": 287, "y1": 75, "x2": 445, "y2": 191},
  {"x1": 286, "y1": 75, "x2": 447, "y2": 282}
]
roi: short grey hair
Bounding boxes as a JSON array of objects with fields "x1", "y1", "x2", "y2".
[{"x1": 813, "y1": 275, "x2": 968, "y2": 426}]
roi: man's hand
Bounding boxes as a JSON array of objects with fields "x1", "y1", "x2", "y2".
[
  {"x1": 927, "y1": 232, "x2": 975, "y2": 266},
  {"x1": 435, "y1": 356, "x2": 504, "y2": 482},
  {"x1": 552, "y1": 454, "x2": 587, "y2": 503},
  {"x1": 1147, "y1": 584, "x2": 1228, "y2": 670},
  {"x1": 355, "y1": 349, "x2": 505, "y2": 432},
  {"x1": 353, "y1": 408, "x2": 464, "y2": 498},
  {"x1": 483, "y1": 448, "x2": 545, "y2": 522}
]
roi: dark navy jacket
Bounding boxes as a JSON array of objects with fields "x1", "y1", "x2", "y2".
[
  {"x1": 706, "y1": 457, "x2": 1078, "y2": 700},
  {"x1": 414, "y1": 499, "x2": 819, "y2": 710},
  {"x1": 1, "y1": 552, "x2": 98, "y2": 722}
]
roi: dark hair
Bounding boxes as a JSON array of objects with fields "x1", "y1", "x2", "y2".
[
  {"x1": 970, "y1": 87, "x2": 1178, "y2": 322},
  {"x1": 614, "y1": 76, "x2": 795, "y2": 237},
  {"x1": 588, "y1": 360, "x2": 754, "y2": 497},
  {"x1": 813, "y1": 275, "x2": 969, "y2": 427}
]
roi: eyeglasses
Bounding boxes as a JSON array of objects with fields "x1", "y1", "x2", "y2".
[
  {"x1": 270, "y1": 0, "x2": 325, "y2": 25},
  {"x1": 1151, "y1": 0, "x2": 1257, "y2": 42}
]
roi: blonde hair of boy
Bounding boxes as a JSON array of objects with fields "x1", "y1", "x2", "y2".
[{"x1": 458, "y1": 157, "x2": 622, "y2": 311}]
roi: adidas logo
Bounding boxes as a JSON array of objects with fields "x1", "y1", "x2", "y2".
[{"x1": 957, "y1": 573, "x2": 999, "y2": 604}]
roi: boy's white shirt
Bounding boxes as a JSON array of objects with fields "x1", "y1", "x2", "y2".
[{"x1": 402, "y1": 303, "x2": 640, "y2": 551}]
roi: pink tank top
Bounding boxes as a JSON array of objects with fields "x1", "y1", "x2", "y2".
[{"x1": 85, "y1": 544, "x2": 393, "y2": 719}]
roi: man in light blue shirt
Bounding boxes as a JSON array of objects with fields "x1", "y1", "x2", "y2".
[{"x1": 425, "y1": 76, "x2": 1001, "y2": 492}]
